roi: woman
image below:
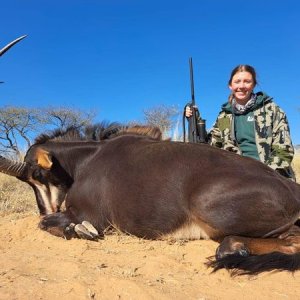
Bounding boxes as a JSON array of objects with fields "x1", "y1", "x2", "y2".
[{"x1": 185, "y1": 64, "x2": 295, "y2": 179}]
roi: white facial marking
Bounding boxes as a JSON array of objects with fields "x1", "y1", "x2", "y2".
[
  {"x1": 29, "y1": 178, "x2": 56, "y2": 214},
  {"x1": 49, "y1": 184, "x2": 61, "y2": 211},
  {"x1": 35, "y1": 184, "x2": 53, "y2": 214}
]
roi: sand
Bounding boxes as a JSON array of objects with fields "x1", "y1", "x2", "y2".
[{"x1": 0, "y1": 214, "x2": 299, "y2": 300}]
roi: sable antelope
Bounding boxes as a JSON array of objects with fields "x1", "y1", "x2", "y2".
[{"x1": 1, "y1": 124, "x2": 300, "y2": 275}]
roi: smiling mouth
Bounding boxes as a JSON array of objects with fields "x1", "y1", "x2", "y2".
[{"x1": 237, "y1": 91, "x2": 248, "y2": 96}]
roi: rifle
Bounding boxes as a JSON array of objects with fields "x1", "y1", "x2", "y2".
[{"x1": 183, "y1": 57, "x2": 207, "y2": 143}]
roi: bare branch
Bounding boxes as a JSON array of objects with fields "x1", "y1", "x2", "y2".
[
  {"x1": 43, "y1": 106, "x2": 97, "y2": 130},
  {"x1": 143, "y1": 105, "x2": 179, "y2": 139}
]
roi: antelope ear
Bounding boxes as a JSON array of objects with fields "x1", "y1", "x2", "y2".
[{"x1": 36, "y1": 148, "x2": 53, "y2": 170}]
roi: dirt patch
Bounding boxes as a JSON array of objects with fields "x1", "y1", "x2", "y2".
[{"x1": 0, "y1": 214, "x2": 299, "y2": 300}]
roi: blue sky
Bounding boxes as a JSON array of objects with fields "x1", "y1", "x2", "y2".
[{"x1": 1, "y1": 0, "x2": 300, "y2": 144}]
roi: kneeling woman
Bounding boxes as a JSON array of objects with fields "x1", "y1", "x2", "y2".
[{"x1": 186, "y1": 64, "x2": 295, "y2": 180}]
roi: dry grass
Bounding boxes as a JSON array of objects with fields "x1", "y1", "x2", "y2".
[
  {"x1": 292, "y1": 153, "x2": 300, "y2": 182},
  {"x1": 0, "y1": 154, "x2": 299, "y2": 216},
  {"x1": 0, "y1": 173, "x2": 37, "y2": 216}
]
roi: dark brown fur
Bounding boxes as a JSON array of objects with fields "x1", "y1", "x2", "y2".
[{"x1": 2, "y1": 125, "x2": 300, "y2": 275}]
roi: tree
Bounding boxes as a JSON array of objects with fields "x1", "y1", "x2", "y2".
[
  {"x1": 143, "y1": 105, "x2": 180, "y2": 140},
  {"x1": 0, "y1": 106, "x2": 42, "y2": 159},
  {"x1": 0, "y1": 105, "x2": 97, "y2": 159},
  {"x1": 43, "y1": 106, "x2": 96, "y2": 130}
]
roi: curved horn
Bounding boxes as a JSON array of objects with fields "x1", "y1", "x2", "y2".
[
  {"x1": 0, "y1": 35, "x2": 27, "y2": 57},
  {"x1": 0, "y1": 155, "x2": 27, "y2": 177}
]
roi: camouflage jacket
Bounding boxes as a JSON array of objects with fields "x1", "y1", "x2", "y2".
[{"x1": 210, "y1": 92, "x2": 294, "y2": 175}]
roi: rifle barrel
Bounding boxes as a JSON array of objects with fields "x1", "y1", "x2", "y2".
[{"x1": 189, "y1": 57, "x2": 195, "y2": 106}]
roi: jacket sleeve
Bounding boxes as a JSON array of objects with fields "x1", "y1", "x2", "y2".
[
  {"x1": 209, "y1": 114, "x2": 223, "y2": 148},
  {"x1": 209, "y1": 112, "x2": 240, "y2": 155},
  {"x1": 266, "y1": 106, "x2": 294, "y2": 172}
]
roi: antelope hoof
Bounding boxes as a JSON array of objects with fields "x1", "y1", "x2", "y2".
[
  {"x1": 82, "y1": 221, "x2": 99, "y2": 238},
  {"x1": 216, "y1": 237, "x2": 250, "y2": 260},
  {"x1": 74, "y1": 221, "x2": 99, "y2": 241},
  {"x1": 64, "y1": 223, "x2": 77, "y2": 240}
]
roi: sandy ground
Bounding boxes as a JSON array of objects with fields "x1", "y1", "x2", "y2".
[{"x1": 0, "y1": 214, "x2": 300, "y2": 300}]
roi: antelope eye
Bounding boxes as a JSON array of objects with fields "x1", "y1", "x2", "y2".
[{"x1": 32, "y1": 169, "x2": 47, "y2": 183}]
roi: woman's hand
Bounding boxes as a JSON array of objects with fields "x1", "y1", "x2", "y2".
[{"x1": 185, "y1": 106, "x2": 193, "y2": 118}]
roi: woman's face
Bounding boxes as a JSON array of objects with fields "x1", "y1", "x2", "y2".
[{"x1": 229, "y1": 71, "x2": 255, "y2": 104}]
